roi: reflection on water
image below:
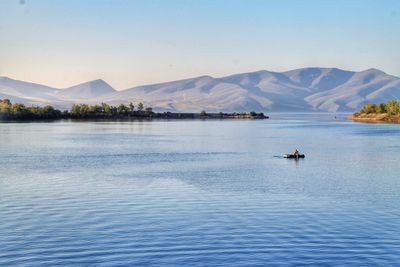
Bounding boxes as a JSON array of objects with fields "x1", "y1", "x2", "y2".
[{"x1": 1, "y1": 118, "x2": 400, "y2": 266}]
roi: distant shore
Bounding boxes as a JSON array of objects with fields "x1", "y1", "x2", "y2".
[
  {"x1": 350, "y1": 113, "x2": 400, "y2": 123},
  {"x1": 0, "y1": 111, "x2": 269, "y2": 122},
  {"x1": 0, "y1": 99, "x2": 268, "y2": 121},
  {"x1": 68, "y1": 111, "x2": 269, "y2": 120},
  {"x1": 0, "y1": 111, "x2": 268, "y2": 121}
]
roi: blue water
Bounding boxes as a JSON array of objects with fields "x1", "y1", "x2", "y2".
[{"x1": 1, "y1": 115, "x2": 400, "y2": 266}]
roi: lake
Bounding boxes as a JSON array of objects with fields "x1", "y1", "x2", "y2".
[{"x1": 1, "y1": 115, "x2": 400, "y2": 266}]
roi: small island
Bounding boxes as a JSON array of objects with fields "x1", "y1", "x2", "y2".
[
  {"x1": 351, "y1": 100, "x2": 400, "y2": 123},
  {"x1": 0, "y1": 99, "x2": 268, "y2": 121}
]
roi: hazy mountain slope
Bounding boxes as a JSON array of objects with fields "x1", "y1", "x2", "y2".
[
  {"x1": 0, "y1": 92, "x2": 42, "y2": 106},
  {"x1": 1, "y1": 68, "x2": 400, "y2": 112},
  {"x1": 56, "y1": 79, "x2": 116, "y2": 100},
  {"x1": 0, "y1": 77, "x2": 60, "y2": 102},
  {"x1": 283, "y1": 68, "x2": 355, "y2": 92},
  {"x1": 218, "y1": 70, "x2": 314, "y2": 111},
  {"x1": 102, "y1": 76, "x2": 270, "y2": 112},
  {"x1": 305, "y1": 69, "x2": 400, "y2": 111}
]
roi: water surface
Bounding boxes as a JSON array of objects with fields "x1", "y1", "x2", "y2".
[{"x1": 1, "y1": 116, "x2": 400, "y2": 266}]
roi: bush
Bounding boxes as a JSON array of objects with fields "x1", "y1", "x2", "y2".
[
  {"x1": 358, "y1": 100, "x2": 400, "y2": 116},
  {"x1": 360, "y1": 103, "x2": 376, "y2": 114}
]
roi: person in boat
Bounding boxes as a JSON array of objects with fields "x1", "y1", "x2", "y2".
[{"x1": 293, "y1": 149, "x2": 300, "y2": 158}]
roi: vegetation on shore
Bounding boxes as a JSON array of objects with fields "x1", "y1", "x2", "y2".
[
  {"x1": 0, "y1": 99, "x2": 63, "y2": 120},
  {"x1": 352, "y1": 100, "x2": 400, "y2": 123},
  {"x1": 0, "y1": 99, "x2": 267, "y2": 121}
]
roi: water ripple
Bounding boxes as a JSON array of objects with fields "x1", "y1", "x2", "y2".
[{"x1": 1, "y1": 120, "x2": 400, "y2": 266}]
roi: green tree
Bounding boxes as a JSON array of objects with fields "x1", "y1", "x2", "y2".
[
  {"x1": 375, "y1": 103, "x2": 386, "y2": 114},
  {"x1": 11, "y1": 103, "x2": 28, "y2": 118},
  {"x1": 137, "y1": 102, "x2": 144, "y2": 112},
  {"x1": 361, "y1": 103, "x2": 376, "y2": 114},
  {"x1": 80, "y1": 104, "x2": 90, "y2": 115},
  {"x1": 88, "y1": 104, "x2": 100, "y2": 114},
  {"x1": 71, "y1": 104, "x2": 82, "y2": 116},
  {"x1": 129, "y1": 102, "x2": 135, "y2": 113},
  {"x1": 386, "y1": 100, "x2": 399, "y2": 116},
  {"x1": 0, "y1": 99, "x2": 12, "y2": 116},
  {"x1": 101, "y1": 103, "x2": 111, "y2": 115},
  {"x1": 110, "y1": 106, "x2": 118, "y2": 116},
  {"x1": 117, "y1": 104, "x2": 128, "y2": 115}
]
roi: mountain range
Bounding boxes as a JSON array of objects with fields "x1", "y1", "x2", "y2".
[{"x1": 1, "y1": 67, "x2": 399, "y2": 112}]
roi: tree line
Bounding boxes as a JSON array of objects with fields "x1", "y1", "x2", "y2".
[
  {"x1": 1, "y1": 99, "x2": 267, "y2": 121},
  {"x1": 358, "y1": 100, "x2": 400, "y2": 116},
  {"x1": 0, "y1": 99, "x2": 153, "y2": 120},
  {"x1": 70, "y1": 102, "x2": 153, "y2": 118},
  {"x1": 0, "y1": 99, "x2": 63, "y2": 120}
]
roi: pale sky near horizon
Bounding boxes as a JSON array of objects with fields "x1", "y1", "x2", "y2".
[{"x1": 0, "y1": 0, "x2": 399, "y2": 89}]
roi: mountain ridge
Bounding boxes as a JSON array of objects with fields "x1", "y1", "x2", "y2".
[{"x1": 1, "y1": 67, "x2": 399, "y2": 112}]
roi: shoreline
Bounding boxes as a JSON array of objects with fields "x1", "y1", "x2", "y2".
[
  {"x1": 350, "y1": 113, "x2": 400, "y2": 124},
  {"x1": 0, "y1": 112, "x2": 269, "y2": 122}
]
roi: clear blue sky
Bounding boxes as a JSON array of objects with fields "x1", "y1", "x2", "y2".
[{"x1": 0, "y1": 0, "x2": 399, "y2": 89}]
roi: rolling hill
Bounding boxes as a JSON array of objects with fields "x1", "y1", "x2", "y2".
[{"x1": 1, "y1": 67, "x2": 399, "y2": 112}]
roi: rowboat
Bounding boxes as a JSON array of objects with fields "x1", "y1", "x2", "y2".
[{"x1": 284, "y1": 154, "x2": 305, "y2": 159}]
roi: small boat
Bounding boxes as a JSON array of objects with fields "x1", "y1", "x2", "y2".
[{"x1": 284, "y1": 154, "x2": 305, "y2": 159}]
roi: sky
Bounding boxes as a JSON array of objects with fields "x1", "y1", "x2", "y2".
[{"x1": 0, "y1": 0, "x2": 399, "y2": 89}]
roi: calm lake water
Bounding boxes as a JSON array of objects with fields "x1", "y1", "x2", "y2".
[{"x1": 1, "y1": 115, "x2": 400, "y2": 266}]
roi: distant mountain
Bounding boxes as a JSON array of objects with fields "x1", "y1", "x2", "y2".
[
  {"x1": 0, "y1": 77, "x2": 115, "y2": 108},
  {"x1": 0, "y1": 76, "x2": 60, "y2": 103},
  {"x1": 1, "y1": 67, "x2": 399, "y2": 112},
  {"x1": 56, "y1": 79, "x2": 116, "y2": 100}
]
